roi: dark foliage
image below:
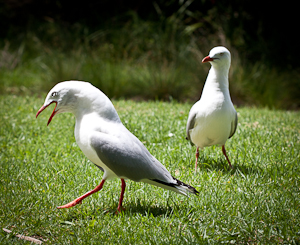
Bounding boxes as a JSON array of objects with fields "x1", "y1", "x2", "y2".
[{"x1": 1, "y1": 0, "x2": 299, "y2": 69}]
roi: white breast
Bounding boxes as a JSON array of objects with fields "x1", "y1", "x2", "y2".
[
  {"x1": 74, "y1": 113, "x2": 118, "y2": 179},
  {"x1": 189, "y1": 93, "x2": 235, "y2": 148}
]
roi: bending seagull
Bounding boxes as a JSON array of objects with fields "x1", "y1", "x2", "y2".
[
  {"x1": 186, "y1": 46, "x2": 237, "y2": 170},
  {"x1": 36, "y1": 81, "x2": 198, "y2": 212}
]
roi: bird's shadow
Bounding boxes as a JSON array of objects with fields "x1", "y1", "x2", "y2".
[
  {"x1": 110, "y1": 196, "x2": 193, "y2": 217},
  {"x1": 119, "y1": 202, "x2": 176, "y2": 217},
  {"x1": 194, "y1": 156, "x2": 262, "y2": 176},
  {"x1": 62, "y1": 201, "x2": 191, "y2": 221}
]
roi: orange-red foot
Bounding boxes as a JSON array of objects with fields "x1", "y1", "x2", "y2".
[
  {"x1": 57, "y1": 199, "x2": 82, "y2": 209},
  {"x1": 195, "y1": 147, "x2": 200, "y2": 171},
  {"x1": 222, "y1": 145, "x2": 233, "y2": 169},
  {"x1": 115, "y1": 206, "x2": 125, "y2": 214}
]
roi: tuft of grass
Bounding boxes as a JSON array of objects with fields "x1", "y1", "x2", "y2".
[
  {"x1": 0, "y1": 17, "x2": 207, "y2": 101},
  {"x1": 1, "y1": 15, "x2": 299, "y2": 108},
  {"x1": 0, "y1": 94, "x2": 299, "y2": 244},
  {"x1": 230, "y1": 60, "x2": 300, "y2": 109}
]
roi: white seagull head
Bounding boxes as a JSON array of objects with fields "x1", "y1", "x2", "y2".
[
  {"x1": 36, "y1": 81, "x2": 115, "y2": 126},
  {"x1": 202, "y1": 46, "x2": 231, "y2": 70}
]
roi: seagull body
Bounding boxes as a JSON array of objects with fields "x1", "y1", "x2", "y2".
[
  {"x1": 186, "y1": 46, "x2": 237, "y2": 169},
  {"x1": 36, "y1": 81, "x2": 198, "y2": 212}
]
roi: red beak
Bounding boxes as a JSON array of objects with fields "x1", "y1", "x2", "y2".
[
  {"x1": 36, "y1": 101, "x2": 58, "y2": 126},
  {"x1": 202, "y1": 56, "x2": 214, "y2": 63}
]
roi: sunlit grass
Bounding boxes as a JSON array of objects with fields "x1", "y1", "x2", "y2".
[{"x1": 0, "y1": 95, "x2": 299, "y2": 244}]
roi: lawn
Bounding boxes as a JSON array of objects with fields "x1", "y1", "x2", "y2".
[{"x1": 0, "y1": 95, "x2": 299, "y2": 244}]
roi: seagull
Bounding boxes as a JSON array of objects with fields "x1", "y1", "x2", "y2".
[
  {"x1": 186, "y1": 46, "x2": 238, "y2": 170},
  {"x1": 36, "y1": 81, "x2": 198, "y2": 212}
]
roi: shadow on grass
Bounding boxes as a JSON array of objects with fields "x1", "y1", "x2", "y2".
[
  {"x1": 194, "y1": 156, "x2": 262, "y2": 176},
  {"x1": 61, "y1": 203, "x2": 178, "y2": 220},
  {"x1": 121, "y1": 202, "x2": 178, "y2": 217}
]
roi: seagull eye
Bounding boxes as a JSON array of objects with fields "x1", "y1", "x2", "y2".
[
  {"x1": 51, "y1": 92, "x2": 58, "y2": 97},
  {"x1": 220, "y1": 53, "x2": 224, "y2": 56}
]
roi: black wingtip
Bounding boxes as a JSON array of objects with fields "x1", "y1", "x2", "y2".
[
  {"x1": 151, "y1": 177, "x2": 199, "y2": 195},
  {"x1": 173, "y1": 177, "x2": 199, "y2": 195},
  {"x1": 93, "y1": 163, "x2": 104, "y2": 172}
]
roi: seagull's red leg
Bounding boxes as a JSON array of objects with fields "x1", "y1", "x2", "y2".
[
  {"x1": 195, "y1": 147, "x2": 199, "y2": 171},
  {"x1": 117, "y1": 179, "x2": 126, "y2": 213},
  {"x1": 57, "y1": 179, "x2": 106, "y2": 209},
  {"x1": 222, "y1": 145, "x2": 232, "y2": 168}
]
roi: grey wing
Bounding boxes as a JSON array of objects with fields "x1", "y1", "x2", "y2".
[
  {"x1": 229, "y1": 111, "x2": 238, "y2": 139},
  {"x1": 90, "y1": 132, "x2": 173, "y2": 182},
  {"x1": 186, "y1": 110, "x2": 197, "y2": 141}
]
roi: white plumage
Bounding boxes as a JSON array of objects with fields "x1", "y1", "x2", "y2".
[
  {"x1": 186, "y1": 46, "x2": 238, "y2": 169},
  {"x1": 36, "y1": 81, "x2": 198, "y2": 212}
]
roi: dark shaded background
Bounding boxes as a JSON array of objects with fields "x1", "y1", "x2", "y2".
[{"x1": 1, "y1": 0, "x2": 298, "y2": 70}]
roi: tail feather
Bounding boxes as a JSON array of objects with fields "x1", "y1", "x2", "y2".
[
  {"x1": 172, "y1": 177, "x2": 199, "y2": 195},
  {"x1": 144, "y1": 177, "x2": 199, "y2": 196}
]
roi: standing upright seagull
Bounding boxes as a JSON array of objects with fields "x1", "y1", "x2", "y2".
[
  {"x1": 186, "y1": 46, "x2": 238, "y2": 170},
  {"x1": 36, "y1": 81, "x2": 198, "y2": 212}
]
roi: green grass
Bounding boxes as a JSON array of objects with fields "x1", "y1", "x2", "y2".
[{"x1": 0, "y1": 94, "x2": 299, "y2": 244}]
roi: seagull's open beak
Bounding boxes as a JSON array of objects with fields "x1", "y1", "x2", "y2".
[
  {"x1": 36, "y1": 101, "x2": 58, "y2": 126},
  {"x1": 202, "y1": 56, "x2": 214, "y2": 63}
]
